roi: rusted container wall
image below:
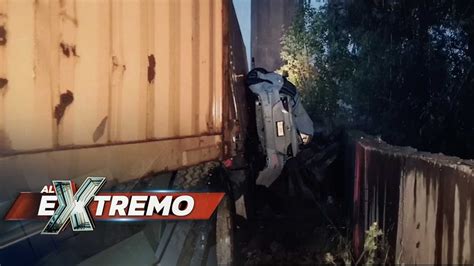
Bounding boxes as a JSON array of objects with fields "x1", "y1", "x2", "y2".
[
  {"x1": 0, "y1": 0, "x2": 228, "y2": 190},
  {"x1": 0, "y1": 0, "x2": 238, "y2": 248},
  {"x1": 0, "y1": 0, "x2": 224, "y2": 153},
  {"x1": 348, "y1": 132, "x2": 474, "y2": 263},
  {"x1": 223, "y1": 1, "x2": 249, "y2": 159}
]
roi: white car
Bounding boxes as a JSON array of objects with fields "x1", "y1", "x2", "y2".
[{"x1": 246, "y1": 68, "x2": 314, "y2": 186}]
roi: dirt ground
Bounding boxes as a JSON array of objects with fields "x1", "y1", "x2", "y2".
[{"x1": 235, "y1": 191, "x2": 351, "y2": 265}]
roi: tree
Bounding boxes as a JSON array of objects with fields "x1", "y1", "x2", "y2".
[{"x1": 280, "y1": 0, "x2": 474, "y2": 158}]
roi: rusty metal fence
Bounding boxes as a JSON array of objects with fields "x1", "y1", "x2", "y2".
[{"x1": 347, "y1": 132, "x2": 474, "y2": 264}]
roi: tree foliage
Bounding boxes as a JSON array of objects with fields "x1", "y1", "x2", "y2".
[{"x1": 281, "y1": 0, "x2": 474, "y2": 158}]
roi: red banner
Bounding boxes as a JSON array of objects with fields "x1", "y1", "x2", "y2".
[{"x1": 5, "y1": 192, "x2": 224, "y2": 221}]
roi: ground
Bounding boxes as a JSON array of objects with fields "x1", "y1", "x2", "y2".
[{"x1": 235, "y1": 192, "x2": 351, "y2": 265}]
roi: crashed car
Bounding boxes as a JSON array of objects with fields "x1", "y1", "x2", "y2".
[{"x1": 245, "y1": 68, "x2": 314, "y2": 186}]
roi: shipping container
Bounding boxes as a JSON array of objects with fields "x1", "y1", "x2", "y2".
[
  {"x1": 0, "y1": 0, "x2": 237, "y2": 191},
  {"x1": 0, "y1": 0, "x2": 252, "y2": 259}
]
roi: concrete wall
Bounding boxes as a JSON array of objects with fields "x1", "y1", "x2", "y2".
[
  {"x1": 251, "y1": 0, "x2": 301, "y2": 71},
  {"x1": 347, "y1": 132, "x2": 474, "y2": 264}
]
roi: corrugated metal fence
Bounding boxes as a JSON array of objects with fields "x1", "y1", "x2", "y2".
[{"x1": 347, "y1": 132, "x2": 474, "y2": 264}]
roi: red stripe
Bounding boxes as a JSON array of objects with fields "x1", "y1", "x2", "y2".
[{"x1": 4, "y1": 192, "x2": 224, "y2": 221}]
